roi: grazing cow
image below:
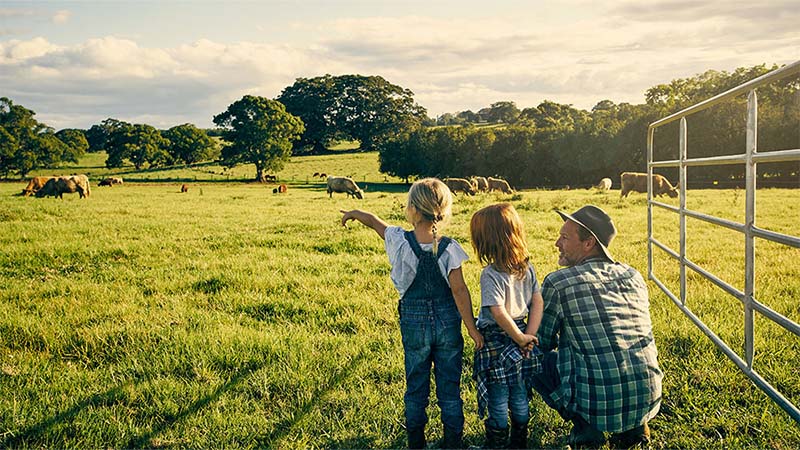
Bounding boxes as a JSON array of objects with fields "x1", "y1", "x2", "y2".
[
  {"x1": 272, "y1": 184, "x2": 288, "y2": 194},
  {"x1": 313, "y1": 172, "x2": 320, "y2": 178},
  {"x1": 98, "y1": 176, "x2": 123, "y2": 187},
  {"x1": 22, "y1": 176, "x2": 54, "y2": 196},
  {"x1": 181, "y1": 184, "x2": 189, "y2": 193},
  {"x1": 444, "y1": 177, "x2": 476, "y2": 196},
  {"x1": 471, "y1": 176, "x2": 489, "y2": 192},
  {"x1": 319, "y1": 173, "x2": 327, "y2": 179},
  {"x1": 71, "y1": 174, "x2": 91, "y2": 198},
  {"x1": 487, "y1": 177, "x2": 513, "y2": 194},
  {"x1": 35, "y1": 175, "x2": 90, "y2": 199},
  {"x1": 620, "y1": 172, "x2": 678, "y2": 198},
  {"x1": 327, "y1": 176, "x2": 363, "y2": 199},
  {"x1": 265, "y1": 174, "x2": 277, "y2": 182},
  {"x1": 595, "y1": 177, "x2": 612, "y2": 191}
]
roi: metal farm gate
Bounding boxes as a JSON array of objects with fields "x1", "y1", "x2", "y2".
[{"x1": 646, "y1": 60, "x2": 800, "y2": 423}]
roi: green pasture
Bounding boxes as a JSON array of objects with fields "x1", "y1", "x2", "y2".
[
  {"x1": 1, "y1": 155, "x2": 799, "y2": 448},
  {"x1": 27, "y1": 150, "x2": 400, "y2": 186}
]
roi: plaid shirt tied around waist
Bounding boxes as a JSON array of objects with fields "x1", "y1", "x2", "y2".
[{"x1": 472, "y1": 320, "x2": 542, "y2": 419}]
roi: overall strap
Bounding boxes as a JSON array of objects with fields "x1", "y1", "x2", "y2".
[
  {"x1": 403, "y1": 231, "x2": 453, "y2": 260},
  {"x1": 403, "y1": 230, "x2": 425, "y2": 258}
]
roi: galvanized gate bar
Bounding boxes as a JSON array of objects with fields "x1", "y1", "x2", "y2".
[
  {"x1": 752, "y1": 300, "x2": 800, "y2": 337},
  {"x1": 650, "y1": 237, "x2": 746, "y2": 301},
  {"x1": 650, "y1": 147, "x2": 800, "y2": 168},
  {"x1": 650, "y1": 60, "x2": 800, "y2": 128},
  {"x1": 651, "y1": 274, "x2": 800, "y2": 423},
  {"x1": 752, "y1": 227, "x2": 800, "y2": 248},
  {"x1": 647, "y1": 61, "x2": 800, "y2": 423},
  {"x1": 679, "y1": 118, "x2": 688, "y2": 307},
  {"x1": 744, "y1": 90, "x2": 757, "y2": 368}
]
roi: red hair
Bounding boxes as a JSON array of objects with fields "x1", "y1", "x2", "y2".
[{"x1": 470, "y1": 203, "x2": 529, "y2": 276}]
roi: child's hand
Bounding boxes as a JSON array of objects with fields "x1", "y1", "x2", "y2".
[
  {"x1": 469, "y1": 328, "x2": 484, "y2": 351},
  {"x1": 340, "y1": 209, "x2": 357, "y2": 227},
  {"x1": 514, "y1": 333, "x2": 536, "y2": 351}
]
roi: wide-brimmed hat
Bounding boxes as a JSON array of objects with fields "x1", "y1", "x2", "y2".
[{"x1": 555, "y1": 205, "x2": 616, "y2": 262}]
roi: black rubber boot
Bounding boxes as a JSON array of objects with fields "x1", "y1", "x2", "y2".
[
  {"x1": 407, "y1": 426, "x2": 426, "y2": 449},
  {"x1": 568, "y1": 416, "x2": 605, "y2": 449},
  {"x1": 483, "y1": 421, "x2": 508, "y2": 449},
  {"x1": 442, "y1": 426, "x2": 463, "y2": 449},
  {"x1": 508, "y1": 420, "x2": 528, "y2": 449},
  {"x1": 609, "y1": 422, "x2": 650, "y2": 449}
]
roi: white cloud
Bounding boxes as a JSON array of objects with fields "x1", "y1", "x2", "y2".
[
  {"x1": 0, "y1": 1, "x2": 797, "y2": 129},
  {"x1": 52, "y1": 10, "x2": 70, "y2": 24},
  {"x1": 0, "y1": 37, "x2": 61, "y2": 63}
]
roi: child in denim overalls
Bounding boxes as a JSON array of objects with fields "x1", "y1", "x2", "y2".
[
  {"x1": 470, "y1": 203, "x2": 543, "y2": 449},
  {"x1": 340, "y1": 178, "x2": 484, "y2": 449}
]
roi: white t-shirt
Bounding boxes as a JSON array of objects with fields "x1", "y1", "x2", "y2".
[
  {"x1": 384, "y1": 226, "x2": 469, "y2": 298},
  {"x1": 476, "y1": 263, "x2": 540, "y2": 328}
]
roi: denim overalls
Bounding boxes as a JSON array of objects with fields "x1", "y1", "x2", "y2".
[{"x1": 399, "y1": 230, "x2": 465, "y2": 434}]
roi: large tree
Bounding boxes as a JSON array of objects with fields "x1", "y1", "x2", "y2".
[
  {"x1": 275, "y1": 75, "x2": 338, "y2": 153},
  {"x1": 55, "y1": 129, "x2": 89, "y2": 163},
  {"x1": 278, "y1": 74, "x2": 426, "y2": 153},
  {"x1": 163, "y1": 123, "x2": 218, "y2": 165},
  {"x1": 85, "y1": 118, "x2": 128, "y2": 152},
  {"x1": 486, "y1": 101, "x2": 521, "y2": 123},
  {"x1": 105, "y1": 121, "x2": 171, "y2": 170},
  {"x1": 0, "y1": 97, "x2": 69, "y2": 178},
  {"x1": 213, "y1": 95, "x2": 304, "y2": 182}
]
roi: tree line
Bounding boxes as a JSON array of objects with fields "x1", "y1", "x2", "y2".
[
  {"x1": 380, "y1": 64, "x2": 799, "y2": 188},
  {"x1": 1, "y1": 64, "x2": 797, "y2": 186}
]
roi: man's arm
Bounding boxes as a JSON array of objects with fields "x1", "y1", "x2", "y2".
[{"x1": 536, "y1": 279, "x2": 561, "y2": 351}]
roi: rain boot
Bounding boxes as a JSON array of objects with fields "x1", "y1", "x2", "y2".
[
  {"x1": 407, "y1": 426, "x2": 426, "y2": 449},
  {"x1": 484, "y1": 421, "x2": 508, "y2": 449},
  {"x1": 508, "y1": 419, "x2": 528, "y2": 449},
  {"x1": 442, "y1": 426, "x2": 463, "y2": 449}
]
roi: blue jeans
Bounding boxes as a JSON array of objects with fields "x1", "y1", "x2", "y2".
[
  {"x1": 529, "y1": 350, "x2": 572, "y2": 420},
  {"x1": 400, "y1": 317, "x2": 465, "y2": 432},
  {"x1": 486, "y1": 380, "x2": 529, "y2": 429}
]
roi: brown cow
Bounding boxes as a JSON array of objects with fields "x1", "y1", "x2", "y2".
[
  {"x1": 471, "y1": 176, "x2": 489, "y2": 192},
  {"x1": 181, "y1": 184, "x2": 189, "y2": 193},
  {"x1": 487, "y1": 177, "x2": 513, "y2": 194},
  {"x1": 99, "y1": 176, "x2": 123, "y2": 187},
  {"x1": 22, "y1": 176, "x2": 54, "y2": 196},
  {"x1": 620, "y1": 172, "x2": 678, "y2": 198},
  {"x1": 35, "y1": 175, "x2": 90, "y2": 199},
  {"x1": 273, "y1": 184, "x2": 288, "y2": 194},
  {"x1": 443, "y1": 178, "x2": 476, "y2": 196}
]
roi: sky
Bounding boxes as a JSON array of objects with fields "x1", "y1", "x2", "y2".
[{"x1": 1, "y1": 0, "x2": 798, "y2": 130}]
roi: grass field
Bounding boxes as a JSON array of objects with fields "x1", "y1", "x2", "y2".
[{"x1": 1, "y1": 153, "x2": 799, "y2": 448}]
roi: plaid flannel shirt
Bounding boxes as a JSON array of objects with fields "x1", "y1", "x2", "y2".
[
  {"x1": 473, "y1": 321, "x2": 542, "y2": 419},
  {"x1": 538, "y1": 256, "x2": 662, "y2": 432}
]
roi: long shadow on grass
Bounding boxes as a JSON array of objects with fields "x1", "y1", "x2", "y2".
[
  {"x1": 254, "y1": 349, "x2": 374, "y2": 448},
  {"x1": 0, "y1": 364, "x2": 261, "y2": 448},
  {"x1": 1, "y1": 385, "x2": 128, "y2": 447},
  {"x1": 124, "y1": 362, "x2": 260, "y2": 448}
]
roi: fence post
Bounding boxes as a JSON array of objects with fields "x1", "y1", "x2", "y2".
[
  {"x1": 647, "y1": 128, "x2": 654, "y2": 281},
  {"x1": 744, "y1": 89, "x2": 757, "y2": 368},
  {"x1": 679, "y1": 117, "x2": 687, "y2": 306}
]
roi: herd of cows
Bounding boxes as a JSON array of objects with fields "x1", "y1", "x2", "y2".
[
  {"x1": 324, "y1": 172, "x2": 678, "y2": 199},
  {"x1": 17, "y1": 171, "x2": 679, "y2": 200}
]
